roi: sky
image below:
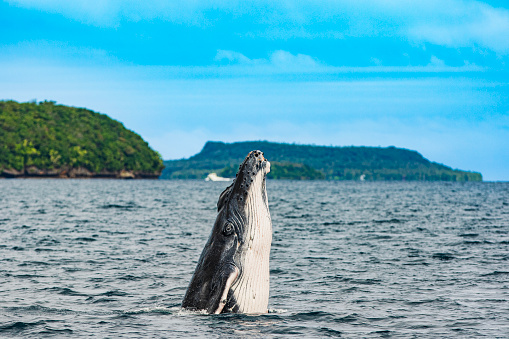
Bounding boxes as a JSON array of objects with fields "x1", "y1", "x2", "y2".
[{"x1": 1, "y1": 0, "x2": 508, "y2": 181}]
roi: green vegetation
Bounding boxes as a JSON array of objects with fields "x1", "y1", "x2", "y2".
[
  {"x1": 161, "y1": 141, "x2": 482, "y2": 181},
  {"x1": 0, "y1": 100, "x2": 164, "y2": 178},
  {"x1": 218, "y1": 162, "x2": 325, "y2": 180}
]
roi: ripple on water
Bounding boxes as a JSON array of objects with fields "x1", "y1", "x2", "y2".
[{"x1": 0, "y1": 180, "x2": 508, "y2": 338}]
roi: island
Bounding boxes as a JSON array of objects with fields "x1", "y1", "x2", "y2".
[
  {"x1": 161, "y1": 141, "x2": 482, "y2": 181},
  {"x1": 0, "y1": 100, "x2": 164, "y2": 178}
]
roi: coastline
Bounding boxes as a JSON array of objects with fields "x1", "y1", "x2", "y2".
[{"x1": 0, "y1": 167, "x2": 160, "y2": 179}]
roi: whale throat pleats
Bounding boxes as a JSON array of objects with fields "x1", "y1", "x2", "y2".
[{"x1": 230, "y1": 172, "x2": 272, "y2": 313}]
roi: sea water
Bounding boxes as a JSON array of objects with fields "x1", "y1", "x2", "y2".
[{"x1": 0, "y1": 179, "x2": 508, "y2": 338}]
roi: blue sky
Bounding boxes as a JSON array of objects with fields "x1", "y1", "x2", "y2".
[{"x1": 1, "y1": 0, "x2": 508, "y2": 180}]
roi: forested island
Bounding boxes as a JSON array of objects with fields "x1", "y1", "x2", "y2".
[
  {"x1": 162, "y1": 141, "x2": 482, "y2": 181},
  {"x1": 1, "y1": 101, "x2": 482, "y2": 181},
  {"x1": 0, "y1": 100, "x2": 163, "y2": 178}
]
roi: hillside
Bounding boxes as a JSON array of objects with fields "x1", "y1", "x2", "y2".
[
  {"x1": 0, "y1": 100, "x2": 164, "y2": 178},
  {"x1": 161, "y1": 141, "x2": 482, "y2": 181}
]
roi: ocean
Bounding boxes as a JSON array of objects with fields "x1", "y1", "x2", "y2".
[{"x1": 1, "y1": 179, "x2": 508, "y2": 338}]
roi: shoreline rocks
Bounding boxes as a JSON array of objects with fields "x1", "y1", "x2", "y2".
[{"x1": 0, "y1": 167, "x2": 161, "y2": 179}]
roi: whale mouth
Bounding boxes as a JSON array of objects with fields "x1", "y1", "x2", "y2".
[{"x1": 260, "y1": 158, "x2": 270, "y2": 175}]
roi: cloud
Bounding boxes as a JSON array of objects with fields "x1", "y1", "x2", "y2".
[
  {"x1": 212, "y1": 49, "x2": 483, "y2": 75},
  {"x1": 212, "y1": 49, "x2": 484, "y2": 74},
  {"x1": 2, "y1": 55, "x2": 507, "y2": 179},
  {"x1": 6, "y1": 0, "x2": 125, "y2": 26},
  {"x1": 215, "y1": 50, "x2": 253, "y2": 65},
  {"x1": 6, "y1": 0, "x2": 509, "y2": 55},
  {"x1": 407, "y1": 1, "x2": 509, "y2": 54},
  {"x1": 0, "y1": 40, "x2": 122, "y2": 66},
  {"x1": 269, "y1": 50, "x2": 320, "y2": 69},
  {"x1": 429, "y1": 56, "x2": 445, "y2": 67},
  {"x1": 1, "y1": 38, "x2": 485, "y2": 80},
  {"x1": 5, "y1": 0, "x2": 219, "y2": 26},
  {"x1": 214, "y1": 50, "x2": 321, "y2": 72}
]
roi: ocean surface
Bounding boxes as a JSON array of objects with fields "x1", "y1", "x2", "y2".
[{"x1": 1, "y1": 179, "x2": 508, "y2": 338}]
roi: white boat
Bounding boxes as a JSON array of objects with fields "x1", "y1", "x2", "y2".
[{"x1": 205, "y1": 173, "x2": 232, "y2": 182}]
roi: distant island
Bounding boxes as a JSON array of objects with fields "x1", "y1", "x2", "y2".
[
  {"x1": 0, "y1": 101, "x2": 483, "y2": 181},
  {"x1": 0, "y1": 100, "x2": 164, "y2": 178},
  {"x1": 161, "y1": 141, "x2": 482, "y2": 181}
]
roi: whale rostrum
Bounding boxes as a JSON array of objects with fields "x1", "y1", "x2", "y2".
[{"x1": 182, "y1": 150, "x2": 272, "y2": 314}]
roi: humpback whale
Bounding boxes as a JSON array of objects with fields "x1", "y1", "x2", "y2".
[{"x1": 182, "y1": 150, "x2": 272, "y2": 314}]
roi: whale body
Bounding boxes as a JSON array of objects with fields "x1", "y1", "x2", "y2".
[{"x1": 182, "y1": 150, "x2": 272, "y2": 314}]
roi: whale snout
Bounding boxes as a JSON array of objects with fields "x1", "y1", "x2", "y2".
[
  {"x1": 253, "y1": 151, "x2": 270, "y2": 173},
  {"x1": 243, "y1": 150, "x2": 270, "y2": 176},
  {"x1": 252, "y1": 150, "x2": 265, "y2": 161},
  {"x1": 229, "y1": 150, "x2": 270, "y2": 202}
]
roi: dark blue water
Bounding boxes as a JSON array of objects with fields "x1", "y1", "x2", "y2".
[{"x1": 1, "y1": 179, "x2": 508, "y2": 338}]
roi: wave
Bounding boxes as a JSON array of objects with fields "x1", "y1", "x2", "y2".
[{"x1": 100, "y1": 202, "x2": 142, "y2": 210}]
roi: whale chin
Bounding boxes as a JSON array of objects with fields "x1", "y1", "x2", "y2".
[{"x1": 262, "y1": 160, "x2": 270, "y2": 174}]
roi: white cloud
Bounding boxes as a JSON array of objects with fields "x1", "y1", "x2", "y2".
[
  {"x1": 214, "y1": 50, "x2": 321, "y2": 72},
  {"x1": 429, "y1": 56, "x2": 445, "y2": 67},
  {"x1": 1, "y1": 40, "x2": 485, "y2": 78},
  {"x1": 214, "y1": 50, "x2": 253, "y2": 65},
  {"x1": 370, "y1": 57, "x2": 382, "y2": 66},
  {"x1": 269, "y1": 50, "x2": 320, "y2": 69},
  {"x1": 211, "y1": 49, "x2": 483, "y2": 74},
  {"x1": 407, "y1": 2, "x2": 509, "y2": 54},
  {"x1": 0, "y1": 40, "x2": 122, "y2": 66},
  {"x1": 6, "y1": 0, "x2": 123, "y2": 26},
  {"x1": 2, "y1": 56, "x2": 507, "y2": 179},
  {"x1": 6, "y1": 0, "x2": 509, "y2": 55},
  {"x1": 212, "y1": 49, "x2": 483, "y2": 74}
]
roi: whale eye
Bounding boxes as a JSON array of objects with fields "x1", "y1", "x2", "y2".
[{"x1": 223, "y1": 222, "x2": 235, "y2": 236}]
